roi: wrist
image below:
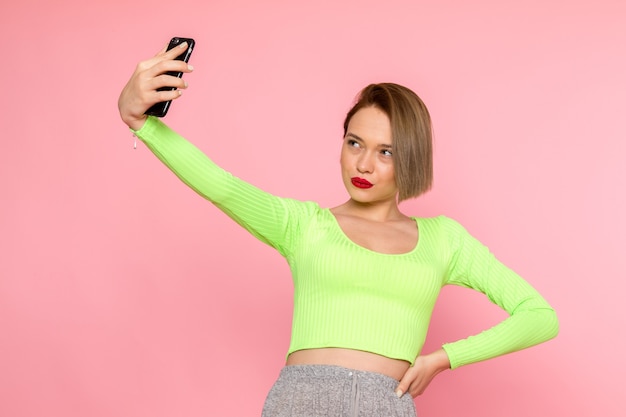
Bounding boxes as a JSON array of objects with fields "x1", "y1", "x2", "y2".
[
  {"x1": 124, "y1": 115, "x2": 148, "y2": 132},
  {"x1": 429, "y1": 349, "x2": 451, "y2": 372}
]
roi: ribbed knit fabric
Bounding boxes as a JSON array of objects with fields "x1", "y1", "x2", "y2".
[{"x1": 133, "y1": 116, "x2": 559, "y2": 369}]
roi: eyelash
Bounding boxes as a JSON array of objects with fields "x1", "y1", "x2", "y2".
[{"x1": 347, "y1": 140, "x2": 392, "y2": 156}]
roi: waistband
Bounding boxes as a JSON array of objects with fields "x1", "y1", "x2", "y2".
[{"x1": 278, "y1": 364, "x2": 400, "y2": 389}]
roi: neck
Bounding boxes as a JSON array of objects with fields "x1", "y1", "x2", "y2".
[{"x1": 334, "y1": 198, "x2": 405, "y2": 222}]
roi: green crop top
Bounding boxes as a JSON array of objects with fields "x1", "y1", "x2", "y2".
[{"x1": 133, "y1": 116, "x2": 558, "y2": 369}]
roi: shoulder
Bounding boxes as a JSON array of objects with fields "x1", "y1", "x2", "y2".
[
  {"x1": 279, "y1": 198, "x2": 326, "y2": 229},
  {"x1": 414, "y1": 215, "x2": 468, "y2": 236},
  {"x1": 413, "y1": 215, "x2": 476, "y2": 257},
  {"x1": 283, "y1": 198, "x2": 323, "y2": 215}
]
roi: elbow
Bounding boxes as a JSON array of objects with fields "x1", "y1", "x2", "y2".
[
  {"x1": 515, "y1": 297, "x2": 560, "y2": 343},
  {"x1": 538, "y1": 308, "x2": 560, "y2": 342},
  {"x1": 547, "y1": 308, "x2": 560, "y2": 340}
]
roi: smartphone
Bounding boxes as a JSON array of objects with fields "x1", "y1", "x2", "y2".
[{"x1": 145, "y1": 37, "x2": 195, "y2": 117}]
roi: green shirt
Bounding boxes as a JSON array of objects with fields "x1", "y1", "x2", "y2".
[{"x1": 133, "y1": 116, "x2": 558, "y2": 369}]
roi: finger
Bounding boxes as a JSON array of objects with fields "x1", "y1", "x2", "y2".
[
  {"x1": 155, "y1": 43, "x2": 169, "y2": 56},
  {"x1": 395, "y1": 375, "x2": 412, "y2": 398},
  {"x1": 148, "y1": 72, "x2": 190, "y2": 92},
  {"x1": 154, "y1": 39, "x2": 188, "y2": 57},
  {"x1": 145, "y1": 59, "x2": 194, "y2": 80},
  {"x1": 408, "y1": 380, "x2": 425, "y2": 398},
  {"x1": 153, "y1": 88, "x2": 184, "y2": 104},
  {"x1": 142, "y1": 41, "x2": 191, "y2": 76},
  {"x1": 163, "y1": 40, "x2": 190, "y2": 59}
]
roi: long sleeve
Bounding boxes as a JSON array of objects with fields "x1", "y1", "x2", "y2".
[
  {"x1": 439, "y1": 217, "x2": 559, "y2": 369},
  {"x1": 132, "y1": 116, "x2": 316, "y2": 258}
]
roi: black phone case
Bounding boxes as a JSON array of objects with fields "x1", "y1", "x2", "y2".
[{"x1": 145, "y1": 37, "x2": 195, "y2": 117}]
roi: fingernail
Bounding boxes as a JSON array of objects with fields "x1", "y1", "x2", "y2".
[
  {"x1": 396, "y1": 389, "x2": 403, "y2": 398},
  {"x1": 187, "y1": 65, "x2": 194, "y2": 71},
  {"x1": 179, "y1": 41, "x2": 187, "y2": 48}
]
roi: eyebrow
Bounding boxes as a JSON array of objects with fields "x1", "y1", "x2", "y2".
[{"x1": 345, "y1": 133, "x2": 392, "y2": 149}]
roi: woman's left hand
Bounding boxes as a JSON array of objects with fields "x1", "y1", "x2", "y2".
[{"x1": 395, "y1": 349, "x2": 450, "y2": 398}]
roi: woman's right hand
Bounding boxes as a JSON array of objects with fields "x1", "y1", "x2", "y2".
[{"x1": 117, "y1": 42, "x2": 194, "y2": 131}]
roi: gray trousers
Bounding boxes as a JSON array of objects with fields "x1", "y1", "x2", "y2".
[{"x1": 262, "y1": 365, "x2": 417, "y2": 417}]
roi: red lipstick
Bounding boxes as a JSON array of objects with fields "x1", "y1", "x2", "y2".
[{"x1": 351, "y1": 177, "x2": 373, "y2": 189}]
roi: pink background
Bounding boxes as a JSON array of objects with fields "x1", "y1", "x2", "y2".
[{"x1": 1, "y1": 0, "x2": 624, "y2": 416}]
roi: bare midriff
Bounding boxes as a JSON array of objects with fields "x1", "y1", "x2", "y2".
[{"x1": 286, "y1": 348, "x2": 411, "y2": 381}]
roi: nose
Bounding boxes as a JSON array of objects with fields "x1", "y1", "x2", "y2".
[{"x1": 357, "y1": 151, "x2": 374, "y2": 174}]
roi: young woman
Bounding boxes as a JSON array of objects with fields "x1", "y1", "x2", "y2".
[{"x1": 118, "y1": 42, "x2": 559, "y2": 417}]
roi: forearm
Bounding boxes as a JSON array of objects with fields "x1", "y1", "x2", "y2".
[
  {"x1": 131, "y1": 116, "x2": 310, "y2": 256},
  {"x1": 442, "y1": 307, "x2": 559, "y2": 369}
]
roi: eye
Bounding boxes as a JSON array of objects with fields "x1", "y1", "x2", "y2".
[
  {"x1": 347, "y1": 139, "x2": 360, "y2": 148},
  {"x1": 381, "y1": 149, "x2": 392, "y2": 157}
]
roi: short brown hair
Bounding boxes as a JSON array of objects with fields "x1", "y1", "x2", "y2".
[{"x1": 343, "y1": 83, "x2": 433, "y2": 201}]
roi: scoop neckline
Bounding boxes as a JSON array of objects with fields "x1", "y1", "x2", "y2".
[{"x1": 324, "y1": 208, "x2": 421, "y2": 256}]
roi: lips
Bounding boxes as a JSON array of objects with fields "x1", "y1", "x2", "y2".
[{"x1": 351, "y1": 177, "x2": 373, "y2": 189}]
